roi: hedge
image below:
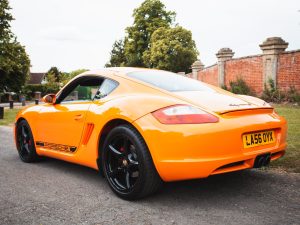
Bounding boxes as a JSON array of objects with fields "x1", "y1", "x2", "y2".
[{"x1": 23, "y1": 84, "x2": 60, "y2": 100}]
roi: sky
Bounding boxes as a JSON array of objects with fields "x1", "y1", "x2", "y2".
[{"x1": 9, "y1": 0, "x2": 300, "y2": 72}]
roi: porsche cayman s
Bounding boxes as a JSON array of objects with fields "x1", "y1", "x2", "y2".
[{"x1": 15, "y1": 68, "x2": 287, "y2": 200}]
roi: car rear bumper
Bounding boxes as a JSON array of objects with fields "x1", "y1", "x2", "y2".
[
  {"x1": 154, "y1": 147, "x2": 286, "y2": 181},
  {"x1": 133, "y1": 111, "x2": 287, "y2": 182}
]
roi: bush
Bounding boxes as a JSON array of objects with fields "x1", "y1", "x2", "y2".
[
  {"x1": 261, "y1": 79, "x2": 285, "y2": 103},
  {"x1": 23, "y1": 84, "x2": 60, "y2": 100},
  {"x1": 0, "y1": 93, "x2": 19, "y2": 102},
  {"x1": 224, "y1": 78, "x2": 299, "y2": 104},
  {"x1": 221, "y1": 84, "x2": 229, "y2": 91},
  {"x1": 228, "y1": 78, "x2": 254, "y2": 96},
  {"x1": 286, "y1": 86, "x2": 300, "y2": 104}
]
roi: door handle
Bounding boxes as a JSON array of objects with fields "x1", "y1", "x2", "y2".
[{"x1": 74, "y1": 114, "x2": 83, "y2": 121}]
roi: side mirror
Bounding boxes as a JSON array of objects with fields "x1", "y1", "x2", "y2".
[{"x1": 42, "y1": 94, "x2": 56, "y2": 104}]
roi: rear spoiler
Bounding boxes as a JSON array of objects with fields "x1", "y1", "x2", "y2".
[{"x1": 217, "y1": 107, "x2": 274, "y2": 116}]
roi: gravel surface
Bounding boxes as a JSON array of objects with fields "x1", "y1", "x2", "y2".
[{"x1": 0, "y1": 126, "x2": 299, "y2": 225}]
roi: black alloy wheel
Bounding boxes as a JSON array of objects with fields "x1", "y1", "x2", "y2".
[
  {"x1": 105, "y1": 134, "x2": 139, "y2": 192},
  {"x1": 102, "y1": 125, "x2": 162, "y2": 200},
  {"x1": 16, "y1": 120, "x2": 40, "y2": 162}
]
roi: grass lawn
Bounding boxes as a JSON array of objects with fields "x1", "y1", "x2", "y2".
[
  {"x1": 0, "y1": 104, "x2": 299, "y2": 172},
  {"x1": 0, "y1": 108, "x2": 21, "y2": 126},
  {"x1": 271, "y1": 104, "x2": 300, "y2": 173}
]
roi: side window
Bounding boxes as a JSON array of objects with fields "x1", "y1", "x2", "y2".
[
  {"x1": 94, "y1": 79, "x2": 118, "y2": 100},
  {"x1": 61, "y1": 77, "x2": 103, "y2": 103}
]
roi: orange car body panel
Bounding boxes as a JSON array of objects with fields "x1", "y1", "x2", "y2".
[
  {"x1": 133, "y1": 110, "x2": 286, "y2": 181},
  {"x1": 14, "y1": 68, "x2": 287, "y2": 182}
]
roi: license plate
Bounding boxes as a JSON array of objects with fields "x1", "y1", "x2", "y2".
[{"x1": 243, "y1": 130, "x2": 275, "y2": 148}]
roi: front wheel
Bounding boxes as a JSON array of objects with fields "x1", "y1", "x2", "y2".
[
  {"x1": 102, "y1": 125, "x2": 162, "y2": 200},
  {"x1": 16, "y1": 120, "x2": 40, "y2": 163}
]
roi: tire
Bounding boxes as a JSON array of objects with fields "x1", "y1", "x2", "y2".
[
  {"x1": 16, "y1": 120, "x2": 40, "y2": 163},
  {"x1": 102, "y1": 124, "x2": 162, "y2": 200}
]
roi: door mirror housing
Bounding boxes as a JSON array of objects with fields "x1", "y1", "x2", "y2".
[{"x1": 42, "y1": 94, "x2": 56, "y2": 104}]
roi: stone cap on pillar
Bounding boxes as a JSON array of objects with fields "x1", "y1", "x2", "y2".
[
  {"x1": 216, "y1": 48, "x2": 234, "y2": 62},
  {"x1": 191, "y1": 59, "x2": 204, "y2": 71},
  {"x1": 259, "y1": 37, "x2": 288, "y2": 55},
  {"x1": 34, "y1": 91, "x2": 42, "y2": 100}
]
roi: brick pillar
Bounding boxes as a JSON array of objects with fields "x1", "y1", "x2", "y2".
[
  {"x1": 34, "y1": 92, "x2": 41, "y2": 105},
  {"x1": 259, "y1": 37, "x2": 288, "y2": 89},
  {"x1": 216, "y1": 48, "x2": 234, "y2": 87},
  {"x1": 34, "y1": 91, "x2": 41, "y2": 100},
  {"x1": 8, "y1": 93, "x2": 13, "y2": 101},
  {"x1": 191, "y1": 60, "x2": 204, "y2": 80}
]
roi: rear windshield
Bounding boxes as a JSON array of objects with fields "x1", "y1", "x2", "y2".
[{"x1": 127, "y1": 70, "x2": 215, "y2": 92}]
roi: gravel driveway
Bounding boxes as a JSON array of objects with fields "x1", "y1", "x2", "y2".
[{"x1": 0, "y1": 126, "x2": 299, "y2": 225}]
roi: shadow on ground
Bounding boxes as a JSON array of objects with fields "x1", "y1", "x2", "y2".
[{"x1": 32, "y1": 155, "x2": 290, "y2": 203}]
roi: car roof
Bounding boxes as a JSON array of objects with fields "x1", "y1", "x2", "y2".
[
  {"x1": 103, "y1": 67, "x2": 151, "y2": 74},
  {"x1": 79, "y1": 67, "x2": 163, "y2": 79},
  {"x1": 61, "y1": 67, "x2": 159, "y2": 93}
]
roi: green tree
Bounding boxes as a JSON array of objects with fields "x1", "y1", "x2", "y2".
[
  {"x1": 105, "y1": 39, "x2": 126, "y2": 67},
  {"x1": 0, "y1": 42, "x2": 30, "y2": 92},
  {"x1": 59, "y1": 69, "x2": 88, "y2": 86},
  {"x1": 59, "y1": 72, "x2": 70, "y2": 85},
  {"x1": 46, "y1": 67, "x2": 61, "y2": 82},
  {"x1": 0, "y1": 0, "x2": 30, "y2": 94},
  {"x1": 68, "y1": 69, "x2": 88, "y2": 79},
  {"x1": 43, "y1": 72, "x2": 60, "y2": 92},
  {"x1": 0, "y1": 0, "x2": 13, "y2": 41},
  {"x1": 106, "y1": 0, "x2": 198, "y2": 72},
  {"x1": 143, "y1": 26, "x2": 198, "y2": 73},
  {"x1": 125, "y1": 0, "x2": 175, "y2": 67},
  {"x1": 106, "y1": 0, "x2": 176, "y2": 67}
]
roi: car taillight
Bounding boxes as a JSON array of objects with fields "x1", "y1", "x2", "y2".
[{"x1": 152, "y1": 105, "x2": 219, "y2": 124}]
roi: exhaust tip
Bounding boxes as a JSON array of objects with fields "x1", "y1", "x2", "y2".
[
  {"x1": 258, "y1": 157, "x2": 265, "y2": 168},
  {"x1": 264, "y1": 155, "x2": 271, "y2": 166},
  {"x1": 254, "y1": 153, "x2": 271, "y2": 168}
]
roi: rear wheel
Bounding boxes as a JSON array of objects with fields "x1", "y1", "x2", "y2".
[
  {"x1": 102, "y1": 125, "x2": 162, "y2": 200},
  {"x1": 16, "y1": 120, "x2": 40, "y2": 163}
]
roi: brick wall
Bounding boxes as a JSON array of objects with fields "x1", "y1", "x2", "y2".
[
  {"x1": 197, "y1": 64, "x2": 218, "y2": 86},
  {"x1": 277, "y1": 51, "x2": 300, "y2": 92},
  {"x1": 196, "y1": 49, "x2": 300, "y2": 95},
  {"x1": 224, "y1": 56, "x2": 263, "y2": 94}
]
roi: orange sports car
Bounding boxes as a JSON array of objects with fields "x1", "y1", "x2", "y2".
[{"x1": 14, "y1": 68, "x2": 287, "y2": 200}]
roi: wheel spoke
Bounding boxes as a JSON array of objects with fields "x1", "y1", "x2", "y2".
[
  {"x1": 108, "y1": 144, "x2": 123, "y2": 156},
  {"x1": 105, "y1": 133, "x2": 141, "y2": 193},
  {"x1": 24, "y1": 143, "x2": 30, "y2": 153},
  {"x1": 22, "y1": 126, "x2": 27, "y2": 138},
  {"x1": 128, "y1": 163, "x2": 138, "y2": 171},
  {"x1": 18, "y1": 136, "x2": 22, "y2": 145},
  {"x1": 109, "y1": 167, "x2": 123, "y2": 178},
  {"x1": 114, "y1": 179, "x2": 126, "y2": 190},
  {"x1": 125, "y1": 171, "x2": 131, "y2": 189},
  {"x1": 128, "y1": 153, "x2": 138, "y2": 165}
]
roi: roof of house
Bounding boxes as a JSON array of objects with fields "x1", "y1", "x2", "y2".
[{"x1": 28, "y1": 73, "x2": 45, "y2": 85}]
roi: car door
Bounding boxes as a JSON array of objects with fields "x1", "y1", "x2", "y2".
[{"x1": 35, "y1": 76, "x2": 104, "y2": 151}]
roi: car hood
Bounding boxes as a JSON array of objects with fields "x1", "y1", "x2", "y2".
[{"x1": 174, "y1": 91, "x2": 268, "y2": 113}]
